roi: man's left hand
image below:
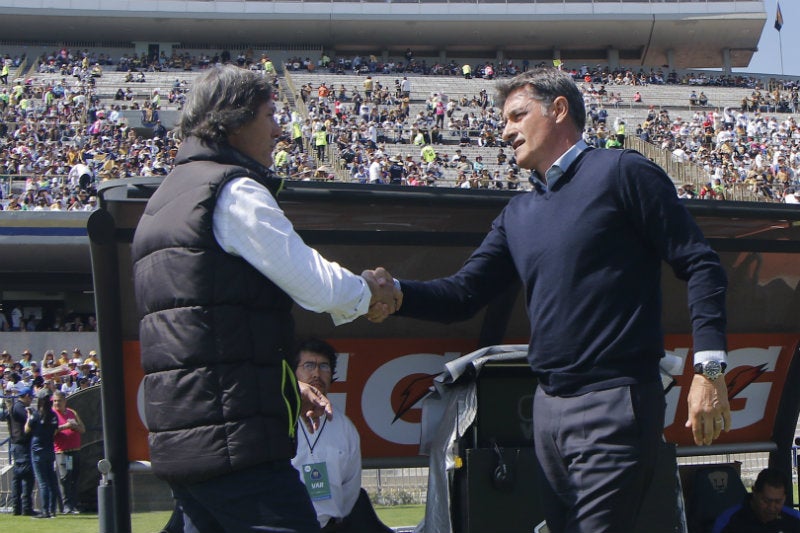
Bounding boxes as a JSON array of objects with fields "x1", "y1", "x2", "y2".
[
  {"x1": 298, "y1": 381, "x2": 333, "y2": 434},
  {"x1": 685, "y1": 374, "x2": 731, "y2": 446}
]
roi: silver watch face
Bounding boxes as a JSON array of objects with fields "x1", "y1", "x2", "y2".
[{"x1": 704, "y1": 360, "x2": 723, "y2": 380}]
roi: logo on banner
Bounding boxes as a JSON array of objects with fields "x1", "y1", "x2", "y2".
[
  {"x1": 125, "y1": 335, "x2": 798, "y2": 461},
  {"x1": 663, "y1": 337, "x2": 796, "y2": 445}
]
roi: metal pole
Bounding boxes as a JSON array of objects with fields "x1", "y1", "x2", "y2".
[
  {"x1": 88, "y1": 209, "x2": 132, "y2": 533},
  {"x1": 97, "y1": 459, "x2": 115, "y2": 533}
]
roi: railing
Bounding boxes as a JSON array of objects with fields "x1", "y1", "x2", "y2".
[
  {"x1": 282, "y1": 68, "x2": 343, "y2": 179},
  {"x1": 625, "y1": 136, "x2": 769, "y2": 202},
  {"x1": 7, "y1": 58, "x2": 26, "y2": 84},
  {"x1": 24, "y1": 57, "x2": 39, "y2": 78},
  {"x1": 2, "y1": 393, "x2": 14, "y2": 468}
]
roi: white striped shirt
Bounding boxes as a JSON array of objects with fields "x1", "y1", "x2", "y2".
[{"x1": 213, "y1": 177, "x2": 371, "y2": 326}]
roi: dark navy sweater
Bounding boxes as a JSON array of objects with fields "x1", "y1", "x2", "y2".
[{"x1": 398, "y1": 148, "x2": 727, "y2": 396}]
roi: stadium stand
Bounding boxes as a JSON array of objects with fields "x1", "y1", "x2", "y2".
[{"x1": 3, "y1": 35, "x2": 800, "y2": 206}]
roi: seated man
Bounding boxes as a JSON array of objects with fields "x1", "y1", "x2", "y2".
[
  {"x1": 291, "y1": 339, "x2": 392, "y2": 533},
  {"x1": 713, "y1": 468, "x2": 800, "y2": 533}
]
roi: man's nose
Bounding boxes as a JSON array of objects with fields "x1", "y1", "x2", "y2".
[{"x1": 501, "y1": 124, "x2": 512, "y2": 143}]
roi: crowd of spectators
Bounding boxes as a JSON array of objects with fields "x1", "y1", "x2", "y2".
[
  {"x1": 0, "y1": 306, "x2": 97, "y2": 333},
  {"x1": 1, "y1": 48, "x2": 183, "y2": 210},
  {"x1": 285, "y1": 52, "x2": 799, "y2": 93},
  {"x1": 282, "y1": 69, "x2": 800, "y2": 199},
  {"x1": 275, "y1": 75, "x2": 526, "y2": 188},
  {"x1": 629, "y1": 104, "x2": 800, "y2": 202},
  {"x1": 2, "y1": 347, "x2": 100, "y2": 401},
  {"x1": 32, "y1": 47, "x2": 275, "y2": 75},
  {"x1": 4, "y1": 47, "x2": 800, "y2": 201},
  {"x1": 284, "y1": 51, "x2": 528, "y2": 79}
]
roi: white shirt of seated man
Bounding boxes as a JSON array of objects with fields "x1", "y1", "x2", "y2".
[{"x1": 291, "y1": 345, "x2": 361, "y2": 528}]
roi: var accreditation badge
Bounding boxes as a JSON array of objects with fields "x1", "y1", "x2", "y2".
[{"x1": 302, "y1": 462, "x2": 332, "y2": 501}]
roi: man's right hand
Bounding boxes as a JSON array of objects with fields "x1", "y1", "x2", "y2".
[
  {"x1": 297, "y1": 381, "x2": 333, "y2": 434},
  {"x1": 361, "y1": 267, "x2": 403, "y2": 322}
]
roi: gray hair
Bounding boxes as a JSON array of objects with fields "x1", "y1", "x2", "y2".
[
  {"x1": 177, "y1": 65, "x2": 273, "y2": 143},
  {"x1": 496, "y1": 68, "x2": 586, "y2": 133}
]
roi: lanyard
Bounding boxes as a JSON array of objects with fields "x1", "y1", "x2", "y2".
[{"x1": 300, "y1": 416, "x2": 327, "y2": 455}]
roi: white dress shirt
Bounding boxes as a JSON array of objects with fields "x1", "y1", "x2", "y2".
[
  {"x1": 291, "y1": 407, "x2": 362, "y2": 527},
  {"x1": 213, "y1": 177, "x2": 371, "y2": 326}
]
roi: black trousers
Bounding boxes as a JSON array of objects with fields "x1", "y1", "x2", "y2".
[
  {"x1": 169, "y1": 460, "x2": 320, "y2": 533},
  {"x1": 533, "y1": 382, "x2": 665, "y2": 533},
  {"x1": 11, "y1": 444, "x2": 35, "y2": 514},
  {"x1": 321, "y1": 489, "x2": 393, "y2": 533}
]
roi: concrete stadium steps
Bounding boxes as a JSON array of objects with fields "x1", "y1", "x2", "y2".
[
  {"x1": 286, "y1": 70, "x2": 800, "y2": 125},
  {"x1": 27, "y1": 70, "x2": 205, "y2": 110},
  {"x1": 286, "y1": 70, "x2": 786, "y2": 112},
  {"x1": 289, "y1": 71, "x2": 498, "y2": 104},
  {"x1": 378, "y1": 144, "x2": 514, "y2": 186}
]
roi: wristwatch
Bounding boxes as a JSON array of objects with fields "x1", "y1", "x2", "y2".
[{"x1": 693, "y1": 360, "x2": 727, "y2": 381}]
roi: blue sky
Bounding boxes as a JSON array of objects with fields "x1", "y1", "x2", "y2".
[{"x1": 740, "y1": 0, "x2": 800, "y2": 76}]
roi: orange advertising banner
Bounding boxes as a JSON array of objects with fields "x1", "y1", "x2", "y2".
[
  {"x1": 663, "y1": 333, "x2": 798, "y2": 446},
  {"x1": 124, "y1": 334, "x2": 799, "y2": 462}
]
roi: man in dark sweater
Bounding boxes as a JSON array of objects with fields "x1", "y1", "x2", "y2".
[{"x1": 374, "y1": 68, "x2": 731, "y2": 533}]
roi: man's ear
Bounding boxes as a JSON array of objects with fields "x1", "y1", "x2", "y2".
[{"x1": 552, "y1": 96, "x2": 569, "y2": 124}]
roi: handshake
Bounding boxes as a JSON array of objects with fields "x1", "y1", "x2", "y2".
[{"x1": 361, "y1": 267, "x2": 403, "y2": 323}]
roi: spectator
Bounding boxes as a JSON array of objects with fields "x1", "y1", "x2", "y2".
[
  {"x1": 25, "y1": 389, "x2": 60, "y2": 518},
  {"x1": 369, "y1": 155, "x2": 384, "y2": 183},
  {"x1": 52, "y1": 390, "x2": 86, "y2": 514},
  {"x1": 291, "y1": 339, "x2": 393, "y2": 533},
  {"x1": 60, "y1": 374, "x2": 78, "y2": 395},
  {"x1": 83, "y1": 349, "x2": 100, "y2": 370},
  {"x1": 10, "y1": 306, "x2": 22, "y2": 331},
  {"x1": 5, "y1": 387, "x2": 36, "y2": 516},
  {"x1": 19, "y1": 349, "x2": 33, "y2": 369},
  {"x1": 41, "y1": 350, "x2": 56, "y2": 369}
]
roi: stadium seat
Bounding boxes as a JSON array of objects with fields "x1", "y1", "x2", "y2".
[{"x1": 685, "y1": 465, "x2": 747, "y2": 533}]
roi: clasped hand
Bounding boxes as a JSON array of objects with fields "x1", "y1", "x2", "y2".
[{"x1": 361, "y1": 267, "x2": 403, "y2": 322}]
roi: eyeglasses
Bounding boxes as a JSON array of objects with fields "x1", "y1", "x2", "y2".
[{"x1": 299, "y1": 361, "x2": 331, "y2": 373}]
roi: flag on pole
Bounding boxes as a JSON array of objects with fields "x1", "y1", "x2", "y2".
[{"x1": 775, "y1": 2, "x2": 784, "y2": 32}]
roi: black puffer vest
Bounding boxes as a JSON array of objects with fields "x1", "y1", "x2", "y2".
[{"x1": 132, "y1": 137, "x2": 299, "y2": 483}]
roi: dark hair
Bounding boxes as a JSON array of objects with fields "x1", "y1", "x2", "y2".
[
  {"x1": 36, "y1": 392, "x2": 54, "y2": 417},
  {"x1": 176, "y1": 64, "x2": 273, "y2": 143},
  {"x1": 495, "y1": 68, "x2": 586, "y2": 133},
  {"x1": 294, "y1": 338, "x2": 338, "y2": 377},
  {"x1": 753, "y1": 468, "x2": 789, "y2": 495}
]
